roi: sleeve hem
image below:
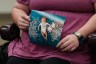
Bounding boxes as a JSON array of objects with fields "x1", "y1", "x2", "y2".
[{"x1": 17, "y1": 0, "x2": 29, "y2": 5}]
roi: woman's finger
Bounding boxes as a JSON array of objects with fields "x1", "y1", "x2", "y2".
[
  {"x1": 69, "y1": 47, "x2": 76, "y2": 52},
  {"x1": 56, "y1": 36, "x2": 68, "y2": 48},
  {"x1": 19, "y1": 25, "x2": 28, "y2": 30},
  {"x1": 21, "y1": 14, "x2": 30, "y2": 21},
  {"x1": 20, "y1": 18, "x2": 29, "y2": 24},
  {"x1": 18, "y1": 21, "x2": 29, "y2": 27},
  {"x1": 61, "y1": 44, "x2": 74, "y2": 51},
  {"x1": 59, "y1": 40, "x2": 71, "y2": 49}
]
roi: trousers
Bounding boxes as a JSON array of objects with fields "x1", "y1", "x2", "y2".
[{"x1": 6, "y1": 56, "x2": 70, "y2": 64}]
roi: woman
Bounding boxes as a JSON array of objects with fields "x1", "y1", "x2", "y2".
[{"x1": 6, "y1": 0, "x2": 96, "y2": 64}]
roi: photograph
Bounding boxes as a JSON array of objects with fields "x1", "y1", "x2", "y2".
[{"x1": 29, "y1": 10, "x2": 65, "y2": 47}]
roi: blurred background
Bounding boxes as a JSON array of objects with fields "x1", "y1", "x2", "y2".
[{"x1": 0, "y1": 0, "x2": 16, "y2": 45}]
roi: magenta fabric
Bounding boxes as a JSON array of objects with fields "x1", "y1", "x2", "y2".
[
  {"x1": 17, "y1": 0, "x2": 95, "y2": 13},
  {"x1": 92, "y1": 0, "x2": 96, "y2": 3},
  {"x1": 17, "y1": 0, "x2": 29, "y2": 5},
  {"x1": 8, "y1": 0, "x2": 95, "y2": 64}
]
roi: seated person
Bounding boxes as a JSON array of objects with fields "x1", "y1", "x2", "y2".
[{"x1": 6, "y1": 0, "x2": 96, "y2": 64}]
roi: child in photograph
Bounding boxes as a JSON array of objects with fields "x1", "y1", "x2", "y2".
[{"x1": 38, "y1": 16, "x2": 50, "y2": 40}]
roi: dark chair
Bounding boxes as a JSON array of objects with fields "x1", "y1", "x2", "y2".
[
  {"x1": 0, "y1": 23, "x2": 20, "y2": 41},
  {"x1": 0, "y1": 23, "x2": 96, "y2": 64},
  {"x1": 0, "y1": 24, "x2": 20, "y2": 64},
  {"x1": 0, "y1": 23, "x2": 20, "y2": 64},
  {"x1": 87, "y1": 33, "x2": 96, "y2": 64}
]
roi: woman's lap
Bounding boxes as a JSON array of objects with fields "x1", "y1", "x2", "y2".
[{"x1": 6, "y1": 56, "x2": 70, "y2": 64}]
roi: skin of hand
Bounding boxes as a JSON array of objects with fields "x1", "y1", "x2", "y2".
[
  {"x1": 17, "y1": 14, "x2": 30, "y2": 31},
  {"x1": 56, "y1": 34, "x2": 79, "y2": 52},
  {"x1": 12, "y1": 2, "x2": 30, "y2": 31}
]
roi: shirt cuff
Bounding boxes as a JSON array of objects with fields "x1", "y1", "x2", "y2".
[{"x1": 17, "y1": 0, "x2": 29, "y2": 5}]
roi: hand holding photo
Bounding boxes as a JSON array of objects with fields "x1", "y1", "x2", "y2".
[{"x1": 28, "y1": 10, "x2": 66, "y2": 47}]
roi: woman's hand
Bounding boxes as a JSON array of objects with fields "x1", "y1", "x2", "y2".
[
  {"x1": 56, "y1": 34, "x2": 79, "y2": 52},
  {"x1": 17, "y1": 14, "x2": 30, "y2": 31}
]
